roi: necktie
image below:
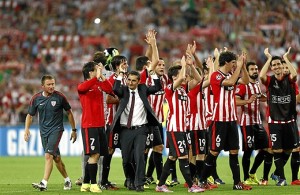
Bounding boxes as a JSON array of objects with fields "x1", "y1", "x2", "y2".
[{"x1": 127, "y1": 91, "x2": 135, "y2": 128}]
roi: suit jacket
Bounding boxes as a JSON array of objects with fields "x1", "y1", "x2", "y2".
[{"x1": 111, "y1": 77, "x2": 162, "y2": 132}]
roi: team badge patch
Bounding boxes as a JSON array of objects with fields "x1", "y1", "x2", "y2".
[
  {"x1": 216, "y1": 74, "x2": 222, "y2": 80},
  {"x1": 51, "y1": 101, "x2": 56, "y2": 106},
  {"x1": 180, "y1": 148, "x2": 184, "y2": 153}
]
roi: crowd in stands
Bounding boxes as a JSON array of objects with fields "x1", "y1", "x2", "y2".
[{"x1": 0, "y1": 0, "x2": 299, "y2": 125}]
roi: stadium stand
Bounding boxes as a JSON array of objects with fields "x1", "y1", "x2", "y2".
[{"x1": 0, "y1": 0, "x2": 299, "y2": 125}]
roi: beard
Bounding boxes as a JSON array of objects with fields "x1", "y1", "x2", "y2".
[{"x1": 250, "y1": 74, "x2": 258, "y2": 80}]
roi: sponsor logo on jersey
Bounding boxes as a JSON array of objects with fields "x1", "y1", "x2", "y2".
[
  {"x1": 178, "y1": 94, "x2": 188, "y2": 101},
  {"x1": 271, "y1": 95, "x2": 291, "y2": 104},
  {"x1": 154, "y1": 90, "x2": 165, "y2": 95},
  {"x1": 224, "y1": 86, "x2": 234, "y2": 91}
]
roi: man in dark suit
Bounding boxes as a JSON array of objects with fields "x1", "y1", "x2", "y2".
[{"x1": 111, "y1": 69, "x2": 162, "y2": 192}]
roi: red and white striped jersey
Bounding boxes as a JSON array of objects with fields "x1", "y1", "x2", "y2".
[
  {"x1": 165, "y1": 84, "x2": 189, "y2": 132},
  {"x1": 140, "y1": 69, "x2": 168, "y2": 123},
  {"x1": 188, "y1": 83, "x2": 207, "y2": 130},
  {"x1": 204, "y1": 85, "x2": 214, "y2": 127},
  {"x1": 235, "y1": 81, "x2": 262, "y2": 126},
  {"x1": 210, "y1": 70, "x2": 237, "y2": 122},
  {"x1": 106, "y1": 73, "x2": 127, "y2": 125}
]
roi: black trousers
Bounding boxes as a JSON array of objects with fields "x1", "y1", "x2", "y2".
[{"x1": 120, "y1": 125, "x2": 148, "y2": 187}]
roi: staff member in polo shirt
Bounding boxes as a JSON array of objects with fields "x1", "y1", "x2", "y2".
[{"x1": 24, "y1": 74, "x2": 77, "y2": 191}]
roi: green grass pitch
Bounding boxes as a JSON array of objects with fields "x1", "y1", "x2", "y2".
[{"x1": 0, "y1": 156, "x2": 299, "y2": 194}]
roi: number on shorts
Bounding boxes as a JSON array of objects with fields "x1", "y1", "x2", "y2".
[
  {"x1": 270, "y1": 134, "x2": 277, "y2": 142},
  {"x1": 90, "y1": 138, "x2": 95, "y2": 146},
  {"x1": 247, "y1": 136, "x2": 254, "y2": 144},
  {"x1": 114, "y1": 133, "x2": 119, "y2": 141},
  {"x1": 199, "y1": 138, "x2": 206, "y2": 146},
  {"x1": 147, "y1": 133, "x2": 154, "y2": 141},
  {"x1": 177, "y1": 140, "x2": 186, "y2": 149}
]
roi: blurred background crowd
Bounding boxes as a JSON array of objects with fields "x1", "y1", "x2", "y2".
[{"x1": 0, "y1": 0, "x2": 299, "y2": 125}]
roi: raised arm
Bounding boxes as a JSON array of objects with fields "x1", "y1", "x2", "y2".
[
  {"x1": 222, "y1": 55, "x2": 243, "y2": 87},
  {"x1": 187, "y1": 62, "x2": 202, "y2": 90},
  {"x1": 147, "y1": 30, "x2": 159, "y2": 72},
  {"x1": 213, "y1": 48, "x2": 220, "y2": 71},
  {"x1": 238, "y1": 52, "x2": 250, "y2": 85},
  {"x1": 283, "y1": 47, "x2": 297, "y2": 81},
  {"x1": 144, "y1": 30, "x2": 152, "y2": 59},
  {"x1": 259, "y1": 48, "x2": 272, "y2": 84},
  {"x1": 113, "y1": 66, "x2": 125, "y2": 97},
  {"x1": 173, "y1": 56, "x2": 186, "y2": 90},
  {"x1": 191, "y1": 41, "x2": 203, "y2": 70},
  {"x1": 97, "y1": 63, "x2": 106, "y2": 81},
  {"x1": 202, "y1": 56, "x2": 214, "y2": 88}
]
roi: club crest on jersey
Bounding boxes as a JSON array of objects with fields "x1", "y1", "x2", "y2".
[
  {"x1": 273, "y1": 80, "x2": 280, "y2": 89},
  {"x1": 236, "y1": 88, "x2": 240, "y2": 93},
  {"x1": 51, "y1": 101, "x2": 56, "y2": 106},
  {"x1": 216, "y1": 74, "x2": 222, "y2": 80}
]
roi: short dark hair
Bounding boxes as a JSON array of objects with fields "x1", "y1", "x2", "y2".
[
  {"x1": 82, "y1": 61, "x2": 97, "y2": 80},
  {"x1": 246, "y1": 61, "x2": 256, "y2": 71},
  {"x1": 128, "y1": 70, "x2": 140, "y2": 80},
  {"x1": 219, "y1": 51, "x2": 237, "y2": 66},
  {"x1": 270, "y1": 56, "x2": 282, "y2": 66},
  {"x1": 111, "y1": 55, "x2": 127, "y2": 72},
  {"x1": 41, "y1": 75, "x2": 54, "y2": 85},
  {"x1": 93, "y1": 51, "x2": 107, "y2": 65},
  {"x1": 168, "y1": 65, "x2": 182, "y2": 82},
  {"x1": 135, "y1": 56, "x2": 149, "y2": 71}
]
